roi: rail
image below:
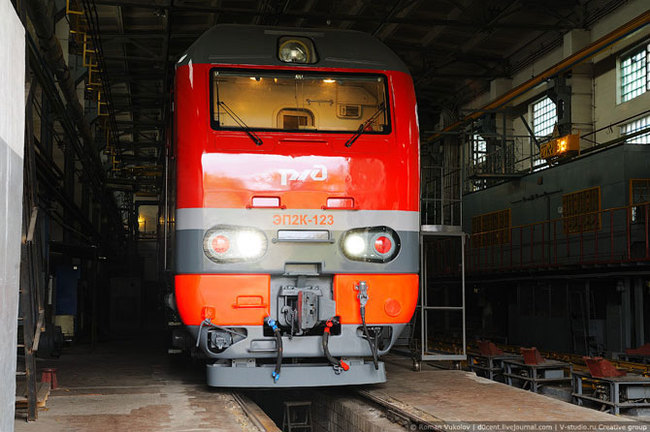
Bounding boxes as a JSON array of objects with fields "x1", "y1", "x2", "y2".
[
  {"x1": 355, "y1": 389, "x2": 443, "y2": 431},
  {"x1": 231, "y1": 392, "x2": 282, "y2": 432},
  {"x1": 464, "y1": 203, "x2": 650, "y2": 274}
]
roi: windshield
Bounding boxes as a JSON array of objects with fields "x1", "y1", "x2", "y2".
[{"x1": 211, "y1": 70, "x2": 389, "y2": 133}]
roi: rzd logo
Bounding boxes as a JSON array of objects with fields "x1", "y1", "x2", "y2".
[{"x1": 279, "y1": 164, "x2": 327, "y2": 186}]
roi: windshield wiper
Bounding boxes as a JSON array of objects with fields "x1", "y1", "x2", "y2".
[
  {"x1": 218, "y1": 101, "x2": 263, "y2": 146},
  {"x1": 344, "y1": 102, "x2": 386, "y2": 148}
]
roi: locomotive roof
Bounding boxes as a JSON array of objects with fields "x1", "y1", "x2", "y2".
[{"x1": 176, "y1": 24, "x2": 409, "y2": 74}]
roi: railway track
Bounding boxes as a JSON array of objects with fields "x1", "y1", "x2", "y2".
[
  {"x1": 354, "y1": 389, "x2": 444, "y2": 431},
  {"x1": 232, "y1": 391, "x2": 282, "y2": 432},
  {"x1": 232, "y1": 386, "x2": 447, "y2": 432}
]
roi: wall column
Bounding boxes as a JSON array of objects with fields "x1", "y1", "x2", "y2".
[
  {"x1": 634, "y1": 278, "x2": 645, "y2": 346},
  {"x1": 0, "y1": 3, "x2": 25, "y2": 430},
  {"x1": 621, "y1": 278, "x2": 632, "y2": 350}
]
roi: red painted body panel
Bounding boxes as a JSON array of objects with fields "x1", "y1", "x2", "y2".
[
  {"x1": 175, "y1": 274, "x2": 270, "y2": 326},
  {"x1": 175, "y1": 273, "x2": 417, "y2": 326},
  {"x1": 173, "y1": 62, "x2": 420, "y2": 355},
  {"x1": 333, "y1": 274, "x2": 419, "y2": 325},
  {"x1": 174, "y1": 64, "x2": 419, "y2": 211}
]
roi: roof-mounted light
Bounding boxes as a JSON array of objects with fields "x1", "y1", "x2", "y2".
[{"x1": 278, "y1": 37, "x2": 317, "y2": 64}]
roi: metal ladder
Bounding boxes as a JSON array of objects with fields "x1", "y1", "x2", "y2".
[
  {"x1": 282, "y1": 401, "x2": 312, "y2": 432},
  {"x1": 17, "y1": 219, "x2": 41, "y2": 421},
  {"x1": 417, "y1": 225, "x2": 467, "y2": 368},
  {"x1": 17, "y1": 76, "x2": 45, "y2": 421},
  {"x1": 416, "y1": 163, "x2": 467, "y2": 368}
]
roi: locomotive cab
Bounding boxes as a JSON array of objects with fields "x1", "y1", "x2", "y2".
[{"x1": 172, "y1": 24, "x2": 419, "y2": 387}]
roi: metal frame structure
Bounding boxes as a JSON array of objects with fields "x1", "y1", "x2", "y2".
[
  {"x1": 467, "y1": 202, "x2": 650, "y2": 274},
  {"x1": 419, "y1": 225, "x2": 466, "y2": 363},
  {"x1": 502, "y1": 359, "x2": 572, "y2": 393},
  {"x1": 467, "y1": 352, "x2": 520, "y2": 381},
  {"x1": 572, "y1": 370, "x2": 650, "y2": 415}
]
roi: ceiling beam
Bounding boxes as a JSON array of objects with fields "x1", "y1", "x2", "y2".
[
  {"x1": 372, "y1": 0, "x2": 421, "y2": 40},
  {"x1": 385, "y1": 41, "x2": 507, "y2": 63},
  {"x1": 91, "y1": 1, "x2": 577, "y2": 30}
]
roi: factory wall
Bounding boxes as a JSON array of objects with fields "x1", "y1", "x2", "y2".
[
  {"x1": 460, "y1": 1, "x2": 650, "y2": 173},
  {"x1": 463, "y1": 144, "x2": 650, "y2": 233},
  {"x1": 463, "y1": 144, "x2": 650, "y2": 229},
  {"x1": 0, "y1": 1, "x2": 25, "y2": 430},
  {"x1": 457, "y1": 2, "x2": 650, "y2": 356},
  {"x1": 463, "y1": 146, "x2": 649, "y2": 354}
]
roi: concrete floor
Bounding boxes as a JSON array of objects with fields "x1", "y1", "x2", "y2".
[
  {"x1": 15, "y1": 341, "x2": 650, "y2": 431},
  {"x1": 14, "y1": 338, "x2": 261, "y2": 432}
]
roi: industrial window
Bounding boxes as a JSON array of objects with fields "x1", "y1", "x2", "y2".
[
  {"x1": 620, "y1": 115, "x2": 650, "y2": 144},
  {"x1": 562, "y1": 187, "x2": 601, "y2": 234},
  {"x1": 530, "y1": 96, "x2": 556, "y2": 170},
  {"x1": 471, "y1": 208, "x2": 511, "y2": 247},
  {"x1": 531, "y1": 96, "x2": 557, "y2": 138},
  {"x1": 472, "y1": 133, "x2": 487, "y2": 165},
  {"x1": 630, "y1": 179, "x2": 650, "y2": 223},
  {"x1": 620, "y1": 42, "x2": 649, "y2": 103}
]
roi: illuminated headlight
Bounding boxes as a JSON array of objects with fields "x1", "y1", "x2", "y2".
[
  {"x1": 237, "y1": 230, "x2": 265, "y2": 258},
  {"x1": 340, "y1": 227, "x2": 400, "y2": 263},
  {"x1": 343, "y1": 234, "x2": 366, "y2": 257},
  {"x1": 204, "y1": 225, "x2": 267, "y2": 263},
  {"x1": 278, "y1": 37, "x2": 317, "y2": 64}
]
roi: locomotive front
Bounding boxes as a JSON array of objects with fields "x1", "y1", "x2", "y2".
[{"x1": 173, "y1": 25, "x2": 419, "y2": 387}]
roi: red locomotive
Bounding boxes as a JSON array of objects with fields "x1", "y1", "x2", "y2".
[{"x1": 171, "y1": 24, "x2": 419, "y2": 387}]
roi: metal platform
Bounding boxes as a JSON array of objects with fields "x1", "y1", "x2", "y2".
[
  {"x1": 614, "y1": 353, "x2": 650, "y2": 365},
  {"x1": 572, "y1": 370, "x2": 650, "y2": 415},
  {"x1": 467, "y1": 352, "x2": 521, "y2": 381},
  {"x1": 207, "y1": 359, "x2": 386, "y2": 388},
  {"x1": 503, "y1": 359, "x2": 572, "y2": 393}
]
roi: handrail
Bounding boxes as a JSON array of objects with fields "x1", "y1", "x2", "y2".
[
  {"x1": 469, "y1": 203, "x2": 646, "y2": 238},
  {"x1": 462, "y1": 202, "x2": 650, "y2": 273}
]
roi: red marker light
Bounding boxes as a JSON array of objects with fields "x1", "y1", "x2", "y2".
[
  {"x1": 201, "y1": 306, "x2": 216, "y2": 320},
  {"x1": 384, "y1": 298, "x2": 402, "y2": 317},
  {"x1": 211, "y1": 235, "x2": 230, "y2": 254},
  {"x1": 374, "y1": 236, "x2": 392, "y2": 254}
]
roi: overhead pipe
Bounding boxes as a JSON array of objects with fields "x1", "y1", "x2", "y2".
[{"x1": 427, "y1": 10, "x2": 650, "y2": 143}]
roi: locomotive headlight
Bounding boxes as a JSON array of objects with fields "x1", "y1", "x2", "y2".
[
  {"x1": 237, "y1": 230, "x2": 266, "y2": 258},
  {"x1": 343, "y1": 234, "x2": 366, "y2": 257},
  {"x1": 279, "y1": 42, "x2": 308, "y2": 63},
  {"x1": 340, "y1": 227, "x2": 400, "y2": 263},
  {"x1": 204, "y1": 225, "x2": 267, "y2": 263},
  {"x1": 278, "y1": 37, "x2": 317, "y2": 64}
]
